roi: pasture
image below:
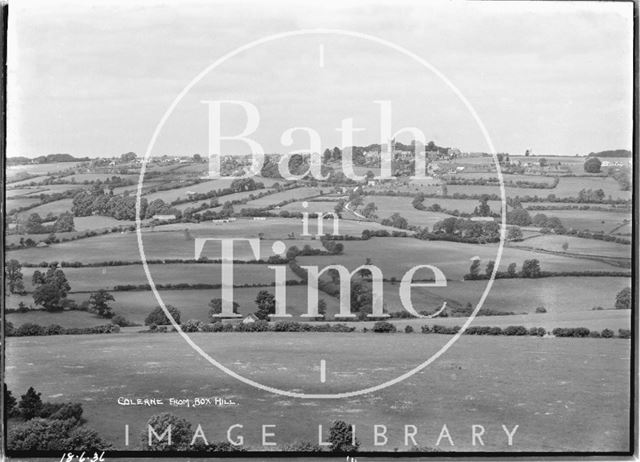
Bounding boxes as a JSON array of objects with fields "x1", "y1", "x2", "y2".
[
  {"x1": 6, "y1": 231, "x2": 327, "y2": 264},
  {"x1": 511, "y1": 234, "x2": 631, "y2": 258},
  {"x1": 361, "y1": 195, "x2": 453, "y2": 228},
  {"x1": 5, "y1": 333, "x2": 630, "y2": 451},
  {"x1": 531, "y1": 209, "x2": 631, "y2": 233},
  {"x1": 6, "y1": 161, "x2": 86, "y2": 179},
  {"x1": 243, "y1": 187, "x2": 325, "y2": 208},
  {"x1": 297, "y1": 238, "x2": 624, "y2": 281},
  {"x1": 18, "y1": 198, "x2": 74, "y2": 217},
  {"x1": 16, "y1": 263, "x2": 301, "y2": 293}
]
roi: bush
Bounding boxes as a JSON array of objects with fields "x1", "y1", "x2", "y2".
[
  {"x1": 144, "y1": 305, "x2": 181, "y2": 326},
  {"x1": 181, "y1": 319, "x2": 204, "y2": 333},
  {"x1": 535, "y1": 306, "x2": 547, "y2": 313},
  {"x1": 618, "y1": 329, "x2": 631, "y2": 339},
  {"x1": 111, "y1": 314, "x2": 130, "y2": 327},
  {"x1": 589, "y1": 331, "x2": 601, "y2": 338},
  {"x1": 601, "y1": 328, "x2": 614, "y2": 338},
  {"x1": 50, "y1": 402, "x2": 83, "y2": 421},
  {"x1": 45, "y1": 324, "x2": 64, "y2": 335},
  {"x1": 404, "y1": 325, "x2": 414, "y2": 333},
  {"x1": 328, "y1": 420, "x2": 359, "y2": 452},
  {"x1": 16, "y1": 323, "x2": 45, "y2": 337},
  {"x1": 8, "y1": 418, "x2": 75, "y2": 450},
  {"x1": 202, "y1": 322, "x2": 225, "y2": 332},
  {"x1": 503, "y1": 325, "x2": 528, "y2": 336},
  {"x1": 552, "y1": 327, "x2": 590, "y2": 338},
  {"x1": 140, "y1": 412, "x2": 193, "y2": 451},
  {"x1": 282, "y1": 441, "x2": 325, "y2": 452},
  {"x1": 110, "y1": 324, "x2": 120, "y2": 333},
  {"x1": 18, "y1": 387, "x2": 43, "y2": 420},
  {"x1": 5, "y1": 320, "x2": 14, "y2": 336},
  {"x1": 372, "y1": 321, "x2": 396, "y2": 333}
]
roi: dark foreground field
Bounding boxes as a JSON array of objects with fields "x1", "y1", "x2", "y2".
[{"x1": 5, "y1": 332, "x2": 630, "y2": 453}]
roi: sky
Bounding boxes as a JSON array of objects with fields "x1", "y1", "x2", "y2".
[{"x1": 6, "y1": 0, "x2": 634, "y2": 158}]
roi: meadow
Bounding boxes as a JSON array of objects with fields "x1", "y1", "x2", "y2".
[
  {"x1": 361, "y1": 195, "x2": 454, "y2": 228},
  {"x1": 511, "y1": 234, "x2": 631, "y2": 258},
  {"x1": 4, "y1": 333, "x2": 630, "y2": 451}
]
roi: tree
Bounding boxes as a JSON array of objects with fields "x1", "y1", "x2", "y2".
[
  {"x1": 539, "y1": 157, "x2": 548, "y2": 167},
  {"x1": 144, "y1": 305, "x2": 181, "y2": 326},
  {"x1": 328, "y1": 420, "x2": 359, "y2": 452},
  {"x1": 561, "y1": 241, "x2": 569, "y2": 251},
  {"x1": 506, "y1": 208, "x2": 531, "y2": 226},
  {"x1": 209, "y1": 298, "x2": 239, "y2": 319},
  {"x1": 24, "y1": 213, "x2": 44, "y2": 234},
  {"x1": 140, "y1": 413, "x2": 193, "y2": 451},
  {"x1": 53, "y1": 212, "x2": 75, "y2": 232},
  {"x1": 584, "y1": 157, "x2": 601, "y2": 173},
  {"x1": 5, "y1": 384, "x2": 17, "y2": 416},
  {"x1": 381, "y1": 213, "x2": 408, "y2": 229},
  {"x1": 468, "y1": 259, "x2": 481, "y2": 279},
  {"x1": 19, "y1": 387, "x2": 43, "y2": 420},
  {"x1": 521, "y1": 259, "x2": 541, "y2": 278},
  {"x1": 485, "y1": 260, "x2": 495, "y2": 278},
  {"x1": 615, "y1": 287, "x2": 631, "y2": 310},
  {"x1": 350, "y1": 193, "x2": 363, "y2": 210},
  {"x1": 89, "y1": 289, "x2": 116, "y2": 318},
  {"x1": 32, "y1": 267, "x2": 71, "y2": 312},
  {"x1": 120, "y1": 152, "x2": 137, "y2": 162},
  {"x1": 254, "y1": 290, "x2": 276, "y2": 320},
  {"x1": 473, "y1": 196, "x2": 491, "y2": 217},
  {"x1": 318, "y1": 299, "x2": 327, "y2": 318},
  {"x1": 192, "y1": 153, "x2": 203, "y2": 162},
  {"x1": 361, "y1": 202, "x2": 378, "y2": 219},
  {"x1": 334, "y1": 199, "x2": 345, "y2": 217},
  {"x1": 5, "y1": 259, "x2": 26, "y2": 294},
  {"x1": 323, "y1": 148, "x2": 332, "y2": 163},
  {"x1": 507, "y1": 263, "x2": 518, "y2": 277},
  {"x1": 332, "y1": 147, "x2": 342, "y2": 162},
  {"x1": 507, "y1": 226, "x2": 523, "y2": 241}
]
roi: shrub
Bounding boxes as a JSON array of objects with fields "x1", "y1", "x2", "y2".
[
  {"x1": 110, "y1": 325, "x2": 121, "y2": 333},
  {"x1": 38, "y1": 402, "x2": 64, "y2": 418},
  {"x1": 601, "y1": 328, "x2": 614, "y2": 338},
  {"x1": 282, "y1": 440, "x2": 324, "y2": 452},
  {"x1": 111, "y1": 314, "x2": 130, "y2": 327},
  {"x1": 404, "y1": 325, "x2": 414, "y2": 333},
  {"x1": 618, "y1": 329, "x2": 631, "y2": 339},
  {"x1": 589, "y1": 331, "x2": 601, "y2": 338},
  {"x1": 488, "y1": 327, "x2": 503, "y2": 335},
  {"x1": 140, "y1": 412, "x2": 193, "y2": 451},
  {"x1": 8, "y1": 418, "x2": 75, "y2": 450},
  {"x1": 16, "y1": 323, "x2": 45, "y2": 337},
  {"x1": 144, "y1": 305, "x2": 181, "y2": 326},
  {"x1": 45, "y1": 324, "x2": 64, "y2": 335},
  {"x1": 535, "y1": 306, "x2": 547, "y2": 313},
  {"x1": 181, "y1": 319, "x2": 204, "y2": 333},
  {"x1": 18, "y1": 387, "x2": 43, "y2": 420},
  {"x1": 5, "y1": 320, "x2": 15, "y2": 336},
  {"x1": 328, "y1": 420, "x2": 359, "y2": 452},
  {"x1": 503, "y1": 326, "x2": 528, "y2": 336},
  {"x1": 202, "y1": 322, "x2": 225, "y2": 332},
  {"x1": 372, "y1": 321, "x2": 397, "y2": 333},
  {"x1": 50, "y1": 402, "x2": 83, "y2": 421}
]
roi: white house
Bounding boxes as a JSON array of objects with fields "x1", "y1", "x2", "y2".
[
  {"x1": 242, "y1": 314, "x2": 258, "y2": 324},
  {"x1": 152, "y1": 214, "x2": 176, "y2": 221}
]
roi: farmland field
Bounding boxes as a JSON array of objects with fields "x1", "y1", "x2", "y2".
[
  {"x1": 529, "y1": 209, "x2": 631, "y2": 233},
  {"x1": 511, "y1": 234, "x2": 631, "y2": 258},
  {"x1": 5, "y1": 333, "x2": 630, "y2": 451},
  {"x1": 361, "y1": 195, "x2": 453, "y2": 228},
  {"x1": 18, "y1": 198, "x2": 74, "y2": 217}
]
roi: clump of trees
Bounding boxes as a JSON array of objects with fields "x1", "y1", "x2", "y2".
[
  {"x1": 5, "y1": 259, "x2": 26, "y2": 294},
  {"x1": 32, "y1": 266, "x2": 71, "y2": 312},
  {"x1": 615, "y1": 287, "x2": 631, "y2": 310},
  {"x1": 583, "y1": 157, "x2": 602, "y2": 173},
  {"x1": 6, "y1": 386, "x2": 111, "y2": 452},
  {"x1": 145, "y1": 305, "x2": 182, "y2": 326}
]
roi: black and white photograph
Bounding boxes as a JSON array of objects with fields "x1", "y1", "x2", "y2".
[{"x1": 1, "y1": 0, "x2": 636, "y2": 459}]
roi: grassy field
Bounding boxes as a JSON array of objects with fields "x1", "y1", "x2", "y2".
[
  {"x1": 297, "y1": 237, "x2": 624, "y2": 281},
  {"x1": 18, "y1": 198, "x2": 74, "y2": 217},
  {"x1": 16, "y1": 263, "x2": 301, "y2": 293},
  {"x1": 6, "y1": 162, "x2": 86, "y2": 179},
  {"x1": 530, "y1": 209, "x2": 631, "y2": 233},
  {"x1": 6, "y1": 197, "x2": 42, "y2": 211},
  {"x1": 6, "y1": 231, "x2": 327, "y2": 264},
  {"x1": 361, "y1": 195, "x2": 454, "y2": 228},
  {"x1": 243, "y1": 187, "x2": 325, "y2": 208},
  {"x1": 398, "y1": 277, "x2": 631, "y2": 315},
  {"x1": 511, "y1": 235, "x2": 631, "y2": 258},
  {"x1": 4, "y1": 333, "x2": 630, "y2": 451}
]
